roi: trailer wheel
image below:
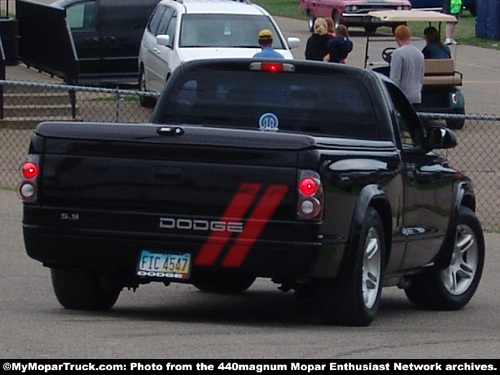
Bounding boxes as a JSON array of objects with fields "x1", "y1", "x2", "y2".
[
  {"x1": 51, "y1": 268, "x2": 121, "y2": 310},
  {"x1": 313, "y1": 208, "x2": 385, "y2": 326}
]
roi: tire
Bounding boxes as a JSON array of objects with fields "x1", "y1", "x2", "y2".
[
  {"x1": 446, "y1": 118, "x2": 465, "y2": 130},
  {"x1": 193, "y1": 273, "x2": 256, "y2": 294},
  {"x1": 139, "y1": 68, "x2": 156, "y2": 108},
  {"x1": 51, "y1": 268, "x2": 121, "y2": 310},
  {"x1": 446, "y1": 110, "x2": 465, "y2": 130},
  {"x1": 333, "y1": 12, "x2": 342, "y2": 29},
  {"x1": 404, "y1": 207, "x2": 484, "y2": 311},
  {"x1": 313, "y1": 207, "x2": 385, "y2": 326},
  {"x1": 445, "y1": 102, "x2": 465, "y2": 130},
  {"x1": 364, "y1": 25, "x2": 378, "y2": 34},
  {"x1": 307, "y1": 11, "x2": 315, "y2": 32}
]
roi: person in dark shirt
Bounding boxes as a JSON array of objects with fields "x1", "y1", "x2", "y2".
[
  {"x1": 422, "y1": 26, "x2": 451, "y2": 59},
  {"x1": 305, "y1": 18, "x2": 330, "y2": 61},
  {"x1": 326, "y1": 25, "x2": 353, "y2": 63}
]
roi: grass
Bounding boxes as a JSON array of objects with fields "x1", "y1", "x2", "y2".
[
  {"x1": 254, "y1": 0, "x2": 306, "y2": 19},
  {"x1": 254, "y1": 1, "x2": 500, "y2": 51}
]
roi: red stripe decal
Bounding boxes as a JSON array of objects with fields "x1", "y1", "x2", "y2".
[
  {"x1": 222, "y1": 184, "x2": 289, "y2": 268},
  {"x1": 194, "y1": 183, "x2": 261, "y2": 266}
]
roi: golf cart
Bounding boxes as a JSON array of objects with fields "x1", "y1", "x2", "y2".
[{"x1": 361, "y1": 10, "x2": 465, "y2": 129}]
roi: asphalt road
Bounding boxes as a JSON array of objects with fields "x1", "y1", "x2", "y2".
[{"x1": 1, "y1": 188, "x2": 500, "y2": 359}]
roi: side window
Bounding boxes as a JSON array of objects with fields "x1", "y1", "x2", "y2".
[
  {"x1": 65, "y1": 1, "x2": 96, "y2": 31},
  {"x1": 166, "y1": 13, "x2": 177, "y2": 45},
  {"x1": 385, "y1": 81, "x2": 423, "y2": 150},
  {"x1": 157, "y1": 8, "x2": 174, "y2": 35},
  {"x1": 147, "y1": 5, "x2": 167, "y2": 35}
]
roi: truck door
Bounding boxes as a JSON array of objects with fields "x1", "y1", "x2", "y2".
[
  {"x1": 63, "y1": 0, "x2": 101, "y2": 76},
  {"x1": 386, "y1": 82, "x2": 455, "y2": 270},
  {"x1": 99, "y1": 0, "x2": 158, "y2": 77},
  {"x1": 63, "y1": 0, "x2": 158, "y2": 80}
]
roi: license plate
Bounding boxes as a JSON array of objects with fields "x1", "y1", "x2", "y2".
[{"x1": 137, "y1": 250, "x2": 191, "y2": 280}]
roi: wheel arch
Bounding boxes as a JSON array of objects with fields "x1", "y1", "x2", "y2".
[
  {"x1": 369, "y1": 197, "x2": 393, "y2": 268},
  {"x1": 339, "y1": 184, "x2": 392, "y2": 280},
  {"x1": 434, "y1": 180, "x2": 477, "y2": 269}
]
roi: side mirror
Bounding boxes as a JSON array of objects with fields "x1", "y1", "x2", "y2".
[
  {"x1": 425, "y1": 126, "x2": 457, "y2": 150},
  {"x1": 287, "y1": 37, "x2": 301, "y2": 49},
  {"x1": 156, "y1": 34, "x2": 171, "y2": 47}
]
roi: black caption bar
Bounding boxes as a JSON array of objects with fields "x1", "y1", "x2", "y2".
[{"x1": 2, "y1": 360, "x2": 499, "y2": 374}]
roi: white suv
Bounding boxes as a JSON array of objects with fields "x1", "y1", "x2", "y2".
[{"x1": 138, "y1": 0, "x2": 300, "y2": 106}]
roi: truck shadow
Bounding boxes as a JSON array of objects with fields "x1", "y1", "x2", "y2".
[{"x1": 54, "y1": 283, "x2": 422, "y2": 328}]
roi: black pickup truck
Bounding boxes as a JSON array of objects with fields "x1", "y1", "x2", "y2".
[{"x1": 19, "y1": 59, "x2": 485, "y2": 326}]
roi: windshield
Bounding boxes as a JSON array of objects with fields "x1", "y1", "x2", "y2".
[
  {"x1": 179, "y1": 14, "x2": 284, "y2": 49},
  {"x1": 158, "y1": 70, "x2": 379, "y2": 139}
]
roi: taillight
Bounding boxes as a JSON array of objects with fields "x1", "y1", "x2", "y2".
[
  {"x1": 249, "y1": 62, "x2": 295, "y2": 73},
  {"x1": 22, "y1": 162, "x2": 39, "y2": 179},
  {"x1": 260, "y1": 62, "x2": 284, "y2": 73},
  {"x1": 299, "y1": 177, "x2": 319, "y2": 196},
  {"x1": 297, "y1": 170, "x2": 323, "y2": 220},
  {"x1": 18, "y1": 157, "x2": 40, "y2": 202}
]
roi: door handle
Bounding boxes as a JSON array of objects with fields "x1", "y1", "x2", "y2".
[
  {"x1": 153, "y1": 167, "x2": 184, "y2": 184},
  {"x1": 102, "y1": 36, "x2": 117, "y2": 43}
]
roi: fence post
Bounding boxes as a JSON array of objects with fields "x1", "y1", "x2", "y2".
[
  {"x1": 114, "y1": 87, "x2": 120, "y2": 122},
  {"x1": 0, "y1": 38, "x2": 5, "y2": 119}
]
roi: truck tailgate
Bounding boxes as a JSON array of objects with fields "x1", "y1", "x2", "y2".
[{"x1": 30, "y1": 122, "x2": 319, "y2": 250}]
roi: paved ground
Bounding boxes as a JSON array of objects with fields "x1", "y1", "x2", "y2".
[{"x1": 1, "y1": 189, "x2": 500, "y2": 358}]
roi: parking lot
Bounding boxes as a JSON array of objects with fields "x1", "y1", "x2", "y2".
[{"x1": 1, "y1": 187, "x2": 500, "y2": 358}]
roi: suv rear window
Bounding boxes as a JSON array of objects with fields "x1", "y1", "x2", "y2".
[
  {"x1": 158, "y1": 70, "x2": 378, "y2": 139},
  {"x1": 179, "y1": 14, "x2": 284, "y2": 49}
]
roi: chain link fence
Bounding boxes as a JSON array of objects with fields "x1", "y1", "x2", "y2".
[{"x1": 1, "y1": 80, "x2": 499, "y2": 232}]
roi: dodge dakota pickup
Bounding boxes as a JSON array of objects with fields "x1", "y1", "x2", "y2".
[{"x1": 19, "y1": 59, "x2": 485, "y2": 326}]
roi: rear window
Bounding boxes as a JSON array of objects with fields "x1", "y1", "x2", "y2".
[
  {"x1": 158, "y1": 70, "x2": 379, "y2": 139},
  {"x1": 179, "y1": 14, "x2": 284, "y2": 49}
]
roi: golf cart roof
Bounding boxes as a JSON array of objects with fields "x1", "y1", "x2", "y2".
[{"x1": 367, "y1": 10, "x2": 457, "y2": 23}]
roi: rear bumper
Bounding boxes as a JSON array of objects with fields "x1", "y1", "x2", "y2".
[
  {"x1": 23, "y1": 225, "x2": 346, "y2": 282},
  {"x1": 420, "y1": 86, "x2": 465, "y2": 112},
  {"x1": 342, "y1": 14, "x2": 402, "y2": 28}
]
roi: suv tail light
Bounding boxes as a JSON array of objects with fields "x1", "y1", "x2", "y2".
[
  {"x1": 297, "y1": 170, "x2": 323, "y2": 220},
  {"x1": 18, "y1": 156, "x2": 40, "y2": 202}
]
